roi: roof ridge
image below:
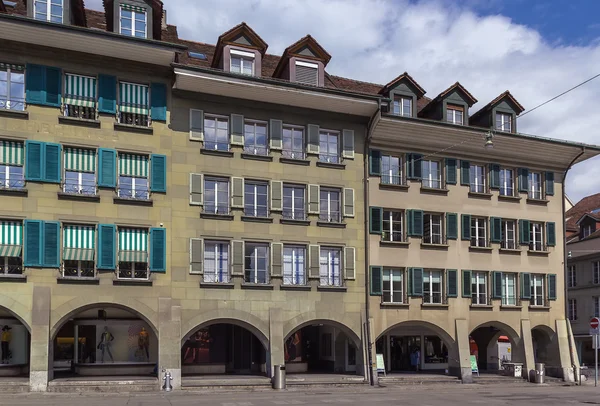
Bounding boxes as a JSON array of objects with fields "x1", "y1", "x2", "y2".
[{"x1": 328, "y1": 74, "x2": 383, "y2": 88}]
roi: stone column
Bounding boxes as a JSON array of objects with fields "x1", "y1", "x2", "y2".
[
  {"x1": 268, "y1": 308, "x2": 284, "y2": 379},
  {"x1": 519, "y1": 319, "x2": 535, "y2": 381},
  {"x1": 368, "y1": 318, "x2": 378, "y2": 386},
  {"x1": 454, "y1": 319, "x2": 472, "y2": 383},
  {"x1": 29, "y1": 286, "x2": 51, "y2": 392},
  {"x1": 556, "y1": 319, "x2": 575, "y2": 382},
  {"x1": 158, "y1": 297, "x2": 181, "y2": 390}
]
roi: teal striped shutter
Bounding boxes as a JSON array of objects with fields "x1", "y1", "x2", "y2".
[
  {"x1": 97, "y1": 224, "x2": 116, "y2": 270},
  {"x1": 63, "y1": 224, "x2": 95, "y2": 261},
  {"x1": 118, "y1": 227, "x2": 148, "y2": 262},
  {"x1": 25, "y1": 140, "x2": 43, "y2": 181},
  {"x1": 150, "y1": 154, "x2": 166, "y2": 192},
  {"x1": 150, "y1": 83, "x2": 167, "y2": 121},
  {"x1": 119, "y1": 154, "x2": 148, "y2": 177},
  {"x1": 0, "y1": 141, "x2": 24, "y2": 166},
  {"x1": 0, "y1": 221, "x2": 23, "y2": 257},
  {"x1": 149, "y1": 227, "x2": 166, "y2": 272},
  {"x1": 98, "y1": 75, "x2": 117, "y2": 114},
  {"x1": 64, "y1": 74, "x2": 97, "y2": 108},
  {"x1": 42, "y1": 221, "x2": 60, "y2": 268},
  {"x1": 64, "y1": 148, "x2": 96, "y2": 172},
  {"x1": 44, "y1": 67, "x2": 62, "y2": 107},
  {"x1": 43, "y1": 143, "x2": 61, "y2": 183},
  {"x1": 119, "y1": 82, "x2": 149, "y2": 115},
  {"x1": 98, "y1": 148, "x2": 116, "y2": 188},
  {"x1": 24, "y1": 220, "x2": 42, "y2": 267},
  {"x1": 25, "y1": 64, "x2": 45, "y2": 105}
]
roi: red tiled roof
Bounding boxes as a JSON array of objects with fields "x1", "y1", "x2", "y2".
[
  {"x1": 566, "y1": 193, "x2": 600, "y2": 231},
  {"x1": 380, "y1": 72, "x2": 426, "y2": 97},
  {"x1": 272, "y1": 34, "x2": 332, "y2": 77},
  {"x1": 0, "y1": 1, "x2": 7, "y2": 13},
  {"x1": 470, "y1": 90, "x2": 525, "y2": 123}
]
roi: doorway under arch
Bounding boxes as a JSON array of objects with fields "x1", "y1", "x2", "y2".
[
  {"x1": 0, "y1": 305, "x2": 30, "y2": 378},
  {"x1": 470, "y1": 322, "x2": 520, "y2": 373}
]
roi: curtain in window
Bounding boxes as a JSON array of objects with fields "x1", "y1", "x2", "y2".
[
  {"x1": 119, "y1": 154, "x2": 148, "y2": 177},
  {"x1": 118, "y1": 228, "x2": 148, "y2": 262},
  {"x1": 119, "y1": 82, "x2": 149, "y2": 114},
  {"x1": 63, "y1": 225, "x2": 95, "y2": 261},
  {"x1": 64, "y1": 74, "x2": 97, "y2": 107},
  {"x1": 0, "y1": 141, "x2": 24, "y2": 166},
  {"x1": 0, "y1": 221, "x2": 22, "y2": 257}
]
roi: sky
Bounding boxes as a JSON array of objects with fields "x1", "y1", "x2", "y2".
[{"x1": 87, "y1": 0, "x2": 600, "y2": 203}]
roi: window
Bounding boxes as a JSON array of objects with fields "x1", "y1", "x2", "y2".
[
  {"x1": 283, "y1": 245, "x2": 306, "y2": 285},
  {"x1": 423, "y1": 270, "x2": 442, "y2": 304},
  {"x1": 319, "y1": 247, "x2": 341, "y2": 287},
  {"x1": 203, "y1": 241, "x2": 229, "y2": 283},
  {"x1": 382, "y1": 268, "x2": 404, "y2": 303},
  {"x1": 529, "y1": 222, "x2": 544, "y2": 251},
  {"x1": 583, "y1": 224, "x2": 594, "y2": 238},
  {"x1": 501, "y1": 273, "x2": 517, "y2": 306},
  {"x1": 393, "y1": 96, "x2": 412, "y2": 117},
  {"x1": 117, "y1": 227, "x2": 148, "y2": 280},
  {"x1": 119, "y1": 4, "x2": 146, "y2": 38},
  {"x1": 530, "y1": 274, "x2": 545, "y2": 306},
  {"x1": 381, "y1": 155, "x2": 403, "y2": 185},
  {"x1": 204, "y1": 177, "x2": 229, "y2": 215},
  {"x1": 319, "y1": 188, "x2": 341, "y2": 223},
  {"x1": 424, "y1": 336, "x2": 448, "y2": 364},
  {"x1": 0, "y1": 141, "x2": 24, "y2": 190},
  {"x1": 64, "y1": 148, "x2": 96, "y2": 196},
  {"x1": 528, "y1": 172, "x2": 543, "y2": 200},
  {"x1": 188, "y1": 52, "x2": 208, "y2": 60},
  {"x1": 34, "y1": 0, "x2": 62, "y2": 23},
  {"x1": 119, "y1": 82, "x2": 149, "y2": 126},
  {"x1": 496, "y1": 112, "x2": 512, "y2": 132},
  {"x1": 382, "y1": 210, "x2": 403, "y2": 242},
  {"x1": 446, "y1": 105, "x2": 464, "y2": 125},
  {"x1": 244, "y1": 120, "x2": 268, "y2": 156},
  {"x1": 244, "y1": 243, "x2": 269, "y2": 284},
  {"x1": 230, "y1": 49, "x2": 255, "y2": 76},
  {"x1": 0, "y1": 64, "x2": 25, "y2": 111},
  {"x1": 118, "y1": 154, "x2": 149, "y2": 200},
  {"x1": 499, "y1": 168, "x2": 514, "y2": 197},
  {"x1": 470, "y1": 217, "x2": 488, "y2": 248},
  {"x1": 295, "y1": 61, "x2": 318, "y2": 86},
  {"x1": 204, "y1": 115, "x2": 229, "y2": 151},
  {"x1": 63, "y1": 73, "x2": 97, "y2": 120},
  {"x1": 469, "y1": 164, "x2": 486, "y2": 193},
  {"x1": 471, "y1": 272, "x2": 488, "y2": 305},
  {"x1": 501, "y1": 219, "x2": 516, "y2": 250},
  {"x1": 423, "y1": 213, "x2": 443, "y2": 245},
  {"x1": 283, "y1": 184, "x2": 306, "y2": 220},
  {"x1": 282, "y1": 125, "x2": 305, "y2": 159},
  {"x1": 568, "y1": 299, "x2": 577, "y2": 321},
  {"x1": 244, "y1": 181, "x2": 268, "y2": 217},
  {"x1": 595, "y1": 297, "x2": 600, "y2": 318},
  {"x1": 319, "y1": 130, "x2": 340, "y2": 163},
  {"x1": 422, "y1": 160, "x2": 442, "y2": 189},
  {"x1": 0, "y1": 220, "x2": 23, "y2": 276},
  {"x1": 594, "y1": 261, "x2": 600, "y2": 284},
  {"x1": 567, "y1": 266, "x2": 576, "y2": 288},
  {"x1": 0, "y1": 256, "x2": 22, "y2": 275},
  {"x1": 62, "y1": 224, "x2": 95, "y2": 278}
]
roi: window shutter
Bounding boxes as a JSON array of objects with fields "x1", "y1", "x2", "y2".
[
  {"x1": 230, "y1": 114, "x2": 244, "y2": 145},
  {"x1": 545, "y1": 172, "x2": 555, "y2": 196},
  {"x1": 445, "y1": 158, "x2": 457, "y2": 185},
  {"x1": 490, "y1": 164, "x2": 501, "y2": 189},
  {"x1": 461, "y1": 214, "x2": 471, "y2": 240},
  {"x1": 42, "y1": 221, "x2": 60, "y2": 268},
  {"x1": 97, "y1": 224, "x2": 116, "y2": 270},
  {"x1": 308, "y1": 244, "x2": 320, "y2": 279},
  {"x1": 44, "y1": 66, "x2": 62, "y2": 107},
  {"x1": 343, "y1": 188, "x2": 355, "y2": 218},
  {"x1": 462, "y1": 270, "x2": 472, "y2": 298},
  {"x1": 25, "y1": 140, "x2": 44, "y2": 181},
  {"x1": 149, "y1": 227, "x2": 166, "y2": 272},
  {"x1": 369, "y1": 207, "x2": 383, "y2": 235},
  {"x1": 369, "y1": 149, "x2": 381, "y2": 176},
  {"x1": 269, "y1": 119, "x2": 283, "y2": 150},
  {"x1": 231, "y1": 177, "x2": 244, "y2": 208},
  {"x1": 24, "y1": 220, "x2": 42, "y2": 267},
  {"x1": 447, "y1": 269, "x2": 458, "y2": 298},
  {"x1": 189, "y1": 238, "x2": 203, "y2": 274},
  {"x1": 231, "y1": 240, "x2": 244, "y2": 275},
  {"x1": 270, "y1": 180, "x2": 283, "y2": 211},
  {"x1": 189, "y1": 173, "x2": 203, "y2": 206},
  {"x1": 98, "y1": 148, "x2": 116, "y2": 188},
  {"x1": 548, "y1": 274, "x2": 557, "y2": 300},
  {"x1": 150, "y1": 82, "x2": 167, "y2": 122},
  {"x1": 369, "y1": 266, "x2": 382, "y2": 296},
  {"x1": 490, "y1": 217, "x2": 502, "y2": 243},
  {"x1": 344, "y1": 247, "x2": 355, "y2": 280},
  {"x1": 43, "y1": 143, "x2": 61, "y2": 183},
  {"x1": 519, "y1": 219, "x2": 530, "y2": 245},
  {"x1": 411, "y1": 210, "x2": 423, "y2": 237},
  {"x1": 546, "y1": 222, "x2": 556, "y2": 247},
  {"x1": 307, "y1": 124, "x2": 320, "y2": 155},
  {"x1": 308, "y1": 184, "x2": 320, "y2": 214},
  {"x1": 271, "y1": 242, "x2": 283, "y2": 277},
  {"x1": 407, "y1": 153, "x2": 423, "y2": 180},
  {"x1": 150, "y1": 154, "x2": 167, "y2": 193},
  {"x1": 518, "y1": 168, "x2": 529, "y2": 193},
  {"x1": 460, "y1": 160, "x2": 470, "y2": 186},
  {"x1": 190, "y1": 109, "x2": 204, "y2": 141},
  {"x1": 25, "y1": 64, "x2": 45, "y2": 105},
  {"x1": 492, "y1": 271, "x2": 503, "y2": 299},
  {"x1": 410, "y1": 268, "x2": 423, "y2": 297},
  {"x1": 520, "y1": 272, "x2": 531, "y2": 299},
  {"x1": 342, "y1": 129, "x2": 355, "y2": 159},
  {"x1": 97, "y1": 74, "x2": 117, "y2": 114},
  {"x1": 446, "y1": 213, "x2": 458, "y2": 240}
]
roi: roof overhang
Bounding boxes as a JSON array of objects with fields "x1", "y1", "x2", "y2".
[
  {"x1": 173, "y1": 66, "x2": 380, "y2": 117},
  {"x1": 0, "y1": 14, "x2": 186, "y2": 66},
  {"x1": 372, "y1": 115, "x2": 600, "y2": 171}
]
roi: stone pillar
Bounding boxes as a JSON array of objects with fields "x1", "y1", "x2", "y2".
[
  {"x1": 454, "y1": 319, "x2": 472, "y2": 383},
  {"x1": 158, "y1": 297, "x2": 181, "y2": 390},
  {"x1": 567, "y1": 320, "x2": 581, "y2": 383},
  {"x1": 368, "y1": 318, "x2": 378, "y2": 385},
  {"x1": 268, "y1": 308, "x2": 284, "y2": 379},
  {"x1": 556, "y1": 319, "x2": 575, "y2": 382},
  {"x1": 519, "y1": 319, "x2": 535, "y2": 381},
  {"x1": 29, "y1": 286, "x2": 51, "y2": 392}
]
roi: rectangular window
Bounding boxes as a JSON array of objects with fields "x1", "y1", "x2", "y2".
[
  {"x1": 583, "y1": 224, "x2": 593, "y2": 238},
  {"x1": 283, "y1": 245, "x2": 306, "y2": 285},
  {"x1": 0, "y1": 141, "x2": 24, "y2": 190},
  {"x1": 204, "y1": 115, "x2": 230, "y2": 151},
  {"x1": 0, "y1": 64, "x2": 25, "y2": 111},
  {"x1": 501, "y1": 273, "x2": 516, "y2": 306},
  {"x1": 422, "y1": 160, "x2": 442, "y2": 189},
  {"x1": 62, "y1": 224, "x2": 95, "y2": 278},
  {"x1": 244, "y1": 120, "x2": 268, "y2": 156},
  {"x1": 496, "y1": 112, "x2": 512, "y2": 132},
  {"x1": 501, "y1": 219, "x2": 516, "y2": 250},
  {"x1": 528, "y1": 172, "x2": 543, "y2": 200},
  {"x1": 469, "y1": 164, "x2": 486, "y2": 193},
  {"x1": 283, "y1": 184, "x2": 306, "y2": 220},
  {"x1": 382, "y1": 268, "x2": 404, "y2": 304},
  {"x1": 118, "y1": 154, "x2": 149, "y2": 200},
  {"x1": 244, "y1": 242, "x2": 269, "y2": 284},
  {"x1": 117, "y1": 227, "x2": 148, "y2": 280},
  {"x1": 530, "y1": 274, "x2": 545, "y2": 307},
  {"x1": 244, "y1": 181, "x2": 268, "y2": 218},
  {"x1": 120, "y1": 4, "x2": 147, "y2": 38},
  {"x1": 423, "y1": 213, "x2": 443, "y2": 245},
  {"x1": 319, "y1": 247, "x2": 341, "y2": 287},
  {"x1": 568, "y1": 299, "x2": 577, "y2": 321},
  {"x1": 204, "y1": 177, "x2": 229, "y2": 215},
  {"x1": 0, "y1": 220, "x2": 23, "y2": 276},
  {"x1": 423, "y1": 269, "x2": 442, "y2": 304},
  {"x1": 319, "y1": 188, "x2": 341, "y2": 223},
  {"x1": 470, "y1": 217, "x2": 488, "y2": 248},
  {"x1": 64, "y1": 148, "x2": 96, "y2": 196},
  {"x1": 203, "y1": 241, "x2": 229, "y2": 283},
  {"x1": 230, "y1": 49, "x2": 255, "y2": 76},
  {"x1": 393, "y1": 96, "x2": 412, "y2": 117},
  {"x1": 282, "y1": 125, "x2": 305, "y2": 159},
  {"x1": 295, "y1": 61, "x2": 318, "y2": 86},
  {"x1": 499, "y1": 168, "x2": 514, "y2": 197},
  {"x1": 529, "y1": 222, "x2": 544, "y2": 251},
  {"x1": 119, "y1": 81, "x2": 149, "y2": 127},
  {"x1": 319, "y1": 130, "x2": 340, "y2": 163},
  {"x1": 34, "y1": 0, "x2": 63, "y2": 23},
  {"x1": 446, "y1": 105, "x2": 464, "y2": 125},
  {"x1": 594, "y1": 261, "x2": 600, "y2": 284},
  {"x1": 381, "y1": 155, "x2": 403, "y2": 185},
  {"x1": 471, "y1": 271, "x2": 488, "y2": 305},
  {"x1": 595, "y1": 297, "x2": 600, "y2": 318},
  {"x1": 63, "y1": 73, "x2": 97, "y2": 120},
  {"x1": 567, "y1": 265, "x2": 576, "y2": 288},
  {"x1": 382, "y1": 210, "x2": 403, "y2": 242}
]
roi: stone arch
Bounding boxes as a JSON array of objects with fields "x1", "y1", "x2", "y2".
[
  {"x1": 377, "y1": 320, "x2": 454, "y2": 347},
  {"x1": 532, "y1": 324, "x2": 559, "y2": 365},
  {"x1": 0, "y1": 299, "x2": 31, "y2": 333},
  {"x1": 283, "y1": 312, "x2": 362, "y2": 349},
  {"x1": 470, "y1": 321, "x2": 521, "y2": 371},
  {"x1": 470, "y1": 320, "x2": 520, "y2": 345}
]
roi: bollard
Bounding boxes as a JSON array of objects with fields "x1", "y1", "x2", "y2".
[{"x1": 162, "y1": 368, "x2": 173, "y2": 392}]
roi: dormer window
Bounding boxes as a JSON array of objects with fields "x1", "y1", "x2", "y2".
[
  {"x1": 34, "y1": 0, "x2": 63, "y2": 23},
  {"x1": 295, "y1": 61, "x2": 318, "y2": 86},
  {"x1": 496, "y1": 112, "x2": 512, "y2": 132},
  {"x1": 230, "y1": 49, "x2": 255, "y2": 76},
  {"x1": 393, "y1": 96, "x2": 412, "y2": 117},
  {"x1": 447, "y1": 105, "x2": 464, "y2": 125},
  {"x1": 119, "y1": 4, "x2": 147, "y2": 39}
]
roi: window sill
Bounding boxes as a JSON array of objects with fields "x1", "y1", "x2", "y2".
[
  {"x1": 200, "y1": 282, "x2": 234, "y2": 289},
  {"x1": 500, "y1": 305, "x2": 523, "y2": 310},
  {"x1": 280, "y1": 284, "x2": 312, "y2": 291},
  {"x1": 468, "y1": 191, "x2": 493, "y2": 200},
  {"x1": 380, "y1": 302, "x2": 410, "y2": 309},
  {"x1": 113, "y1": 197, "x2": 153, "y2": 206},
  {"x1": 527, "y1": 250, "x2": 550, "y2": 256},
  {"x1": 279, "y1": 218, "x2": 311, "y2": 226},
  {"x1": 469, "y1": 304, "x2": 494, "y2": 310},
  {"x1": 58, "y1": 192, "x2": 100, "y2": 202},
  {"x1": 200, "y1": 212, "x2": 234, "y2": 221},
  {"x1": 201, "y1": 148, "x2": 234, "y2": 158},
  {"x1": 113, "y1": 122, "x2": 153, "y2": 134},
  {"x1": 0, "y1": 188, "x2": 28, "y2": 197},
  {"x1": 379, "y1": 183, "x2": 409, "y2": 191},
  {"x1": 420, "y1": 243, "x2": 449, "y2": 250},
  {"x1": 57, "y1": 276, "x2": 99, "y2": 285},
  {"x1": 58, "y1": 115, "x2": 101, "y2": 128},
  {"x1": 0, "y1": 109, "x2": 28, "y2": 120},
  {"x1": 420, "y1": 187, "x2": 449, "y2": 195},
  {"x1": 241, "y1": 215, "x2": 273, "y2": 223},
  {"x1": 421, "y1": 303, "x2": 449, "y2": 309},
  {"x1": 241, "y1": 283, "x2": 274, "y2": 290},
  {"x1": 112, "y1": 279, "x2": 152, "y2": 287},
  {"x1": 498, "y1": 195, "x2": 521, "y2": 202},
  {"x1": 241, "y1": 153, "x2": 273, "y2": 162},
  {"x1": 526, "y1": 198, "x2": 549, "y2": 206},
  {"x1": 528, "y1": 305, "x2": 551, "y2": 311},
  {"x1": 316, "y1": 221, "x2": 346, "y2": 229},
  {"x1": 317, "y1": 285, "x2": 347, "y2": 292},
  {"x1": 0, "y1": 274, "x2": 26, "y2": 283},
  {"x1": 316, "y1": 161, "x2": 346, "y2": 170},
  {"x1": 469, "y1": 246, "x2": 493, "y2": 252},
  {"x1": 379, "y1": 241, "x2": 410, "y2": 247},
  {"x1": 499, "y1": 248, "x2": 521, "y2": 255},
  {"x1": 279, "y1": 157, "x2": 310, "y2": 166}
]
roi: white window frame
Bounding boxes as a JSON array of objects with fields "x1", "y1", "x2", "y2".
[
  {"x1": 501, "y1": 273, "x2": 517, "y2": 306},
  {"x1": 447, "y1": 106, "x2": 464, "y2": 125},
  {"x1": 204, "y1": 113, "x2": 230, "y2": 151},
  {"x1": 64, "y1": 171, "x2": 97, "y2": 195},
  {"x1": 0, "y1": 164, "x2": 24, "y2": 189},
  {"x1": 499, "y1": 168, "x2": 514, "y2": 197},
  {"x1": 594, "y1": 261, "x2": 600, "y2": 285},
  {"x1": 319, "y1": 247, "x2": 342, "y2": 287},
  {"x1": 230, "y1": 49, "x2": 255, "y2": 76},
  {"x1": 34, "y1": 0, "x2": 63, "y2": 23},
  {"x1": 501, "y1": 219, "x2": 516, "y2": 250},
  {"x1": 422, "y1": 159, "x2": 442, "y2": 189},
  {"x1": 567, "y1": 265, "x2": 576, "y2": 288},
  {"x1": 117, "y1": 261, "x2": 149, "y2": 280},
  {"x1": 319, "y1": 130, "x2": 341, "y2": 163},
  {"x1": 529, "y1": 222, "x2": 544, "y2": 251},
  {"x1": 382, "y1": 268, "x2": 404, "y2": 304},
  {"x1": 568, "y1": 298, "x2": 577, "y2": 321},
  {"x1": 470, "y1": 164, "x2": 486, "y2": 193},
  {"x1": 583, "y1": 224, "x2": 593, "y2": 238},
  {"x1": 283, "y1": 245, "x2": 306, "y2": 286},
  {"x1": 529, "y1": 171, "x2": 543, "y2": 200},
  {"x1": 530, "y1": 274, "x2": 545, "y2": 307},
  {"x1": 119, "y1": 5, "x2": 147, "y2": 38},
  {"x1": 393, "y1": 96, "x2": 412, "y2": 117},
  {"x1": 62, "y1": 259, "x2": 95, "y2": 278},
  {"x1": 470, "y1": 217, "x2": 488, "y2": 248},
  {"x1": 471, "y1": 271, "x2": 488, "y2": 305},
  {"x1": 282, "y1": 124, "x2": 305, "y2": 159},
  {"x1": 243, "y1": 119, "x2": 268, "y2": 155},
  {"x1": 244, "y1": 180, "x2": 268, "y2": 218},
  {"x1": 423, "y1": 270, "x2": 442, "y2": 304},
  {"x1": 319, "y1": 188, "x2": 341, "y2": 223},
  {"x1": 204, "y1": 177, "x2": 230, "y2": 214},
  {"x1": 244, "y1": 243, "x2": 269, "y2": 284},
  {"x1": 381, "y1": 154, "x2": 403, "y2": 185},
  {"x1": 382, "y1": 210, "x2": 403, "y2": 242},
  {"x1": 203, "y1": 241, "x2": 229, "y2": 283},
  {"x1": 0, "y1": 65, "x2": 25, "y2": 111},
  {"x1": 595, "y1": 296, "x2": 600, "y2": 318},
  {"x1": 283, "y1": 184, "x2": 305, "y2": 220},
  {"x1": 423, "y1": 213, "x2": 443, "y2": 245},
  {"x1": 496, "y1": 112, "x2": 512, "y2": 132}
]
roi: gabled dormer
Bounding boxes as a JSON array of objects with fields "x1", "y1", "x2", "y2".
[
  {"x1": 273, "y1": 35, "x2": 331, "y2": 87},
  {"x1": 103, "y1": 0, "x2": 164, "y2": 40},
  {"x1": 25, "y1": 0, "x2": 87, "y2": 26},
  {"x1": 576, "y1": 212, "x2": 600, "y2": 240},
  {"x1": 418, "y1": 82, "x2": 477, "y2": 125},
  {"x1": 211, "y1": 22, "x2": 268, "y2": 77},
  {"x1": 470, "y1": 90, "x2": 525, "y2": 134},
  {"x1": 379, "y1": 72, "x2": 426, "y2": 118}
]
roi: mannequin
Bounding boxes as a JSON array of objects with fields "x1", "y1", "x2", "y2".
[
  {"x1": 138, "y1": 327, "x2": 149, "y2": 361},
  {"x1": 97, "y1": 326, "x2": 114, "y2": 363},
  {"x1": 1, "y1": 326, "x2": 11, "y2": 364}
]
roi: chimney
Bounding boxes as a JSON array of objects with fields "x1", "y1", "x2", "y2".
[{"x1": 161, "y1": 9, "x2": 167, "y2": 29}]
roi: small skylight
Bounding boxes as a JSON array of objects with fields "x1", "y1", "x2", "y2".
[
  {"x1": 592, "y1": 208, "x2": 600, "y2": 215},
  {"x1": 188, "y1": 52, "x2": 207, "y2": 60},
  {"x1": 4, "y1": 1, "x2": 17, "y2": 7}
]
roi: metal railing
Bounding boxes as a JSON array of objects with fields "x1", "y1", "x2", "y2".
[
  {"x1": 244, "y1": 206, "x2": 269, "y2": 218},
  {"x1": 117, "y1": 186, "x2": 150, "y2": 200},
  {"x1": 203, "y1": 204, "x2": 230, "y2": 215},
  {"x1": 529, "y1": 242, "x2": 547, "y2": 252},
  {"x1": 471, "y1": 294, "x2": 492, "y2": 306},
  {"x1": 118, "y1": 112, "x2": 150, "y2": 127},
  {"x1": 380, "y1": 174, "x2": 406, "y2": 186},
  {"x1": 63, "y1": 180, "x2": 97, "y2": 196},
  {"x1": 318, "y1": 153, "x2": 342, "y2": 164},
  {"x1": 0, "y1": 177, "x2": 25, "y2": 190},
  {"x1": 319, "y1": 212, "x2": 342, "y2": 223},
  {"x1": 530, "y1": 297, "x2": 550, "y2": 307},
  {"x1": 0, "y1": 98, "x2": 25, "y2": 111},
  {"x1": 117, "y1": 266, "x2": 150, "y2": 280},
  {"x1": 501, "y1": 296, "x2": 521, "y2": 307},
  {"x1": 319, "y1": 276, "x2": 342, "y2": 287},
  {"x1": 243, "y1": 145, "x2": 269, "y2": 156},
  {"x1": 382, "y1": 231, "x2": 405, "y2": 243},
  {"x1": 281, "y1": 149, "x2": 306, "y2": 160},
  {"x1": 423, "y1": 235, "x2": 446, "y2": 245},
  {"x1": 423, "y1": 293, "x2": 448, "y2": 305},
  {"x1": 501, "y1": 240, "x2": 517, "y2": 250},
  {"x1": 244, "y1": 269, "x2": 269, "y2": 284},
  {"x1": 204, "y1": 141, "x2": 231, "y2": 151},
  {"x1": 61, "y1": 264, "x2": 96, "y2": 278},
  {"x1": 470, "y1": 184, "x2": 487, "y2": 194},
  {"x1": 0, "y1": 264, "x2": 23, "y2": 275},
  {"x1": 282, "y1": 210, "x2": 307, "y2": 221},
  {"x1": 470, "y1": 238, "x2": 490, "y2": 248},
  {"x1": 63, "y1": 104, "x2": 96, "y2": 120},
  {"x1": 382, "y1": 291, "x2": 408, "y2": 305},
  {"x1": 283, "y1": 274, "x2": 307, "y2": 286},
  {"x1": 203, "y1": 272, "x2": 230, "y2": 283}
]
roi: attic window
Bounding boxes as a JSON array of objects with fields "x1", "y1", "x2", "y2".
[
  {"x1": 230, "y1": 49, "x2": 255, "y2": 76},
  {"x1": 189, "y1": 52, "x2": 207, "y2": 61},
  {"x1": 119, "y1": 4, "x2": 147, "y2": 39},
  {"x1": 4, "y1": 1, "x2": 17, "y2": 7},
  {"x1": 446, "y1": 104, "x2": 464, "y2": 125},
  {"x1": 295, "y1": 61, "x2": 318, "y2": 86},
  {"x1": 34, "y1": 0, "x2": 63, "y2": 23},
  {"x1": 496, "y1": 112, "x2": 512, "y2": 132}
]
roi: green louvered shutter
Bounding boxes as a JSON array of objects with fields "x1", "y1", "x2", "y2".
[
  {"x1": 150, "y1": 154, "x2": 167, "y2": 193},
  {"x1": 407, "y1": 153, "x2": 423, "y2": 180},
  {"x1": 545, "y1": 172, "x2": 555, "y2": 196},
  {"x1": 150, "y1": 227, "x2": 166, "y2": 272},
  {"x1": 24, "y1": 219, "x2": 42, "y2": 267},
  {"x1": 460, "y1": 160, "x2": 470, "y2": 186},
  {"x1": 98, "y1": 75, "x2": 117, "y2": 114},
  {"x1": 447, "y1": 269, "x2": 458, "y2": 298},
  {"x1": 98, "y1": 148, "x2": 116, "y2": 188},
  {"x1": 370, "y1": 266, "x2": 383, "y2": 296},
  {"x1": 461, "y1": 214, "x2": 471, "y2": 240},
  {"x1": 25, "y1": 140, "x2": 43, "y2": 181},
  {"x1": 519, "y1": 219, "x2": 530, "y2": 245},
  {"x1": 446, "y1": 213, "x2": 458, "y2": 240},
  {"x1": 369, "y1": 206, "x2": 383, "y2": 235},
  {"x1": 520, "y1": 273, "x2": 531, "y2": 299},
  {"x1": 518, "y1": 168, "x2": 529, "y2": 192},
  {"x1": 546, "y1": 222, "x2": 556, "y2": 247},
  {"x1": 412, "y1": 210, "x2": 423, "y2": 237},
  {"x1": 410, "y1": 268, "x2": 423, "y2": 297},
  {"x1": 42, "y1": 221, "x2": 60, "y2": 268},
  {"x1": 150, "y1": 82, "x2": 167, "y2": 121},
  {"x1": 43, "y1": 143, "x2": 61, "y2": 183},
  {"x1": 490, "y1": 217, "x2": 502, "y2": 243},
  {"x1": 97, "y1": 224, "x2": 116, "y2": 270},
  {"x1": 492, "y1": 271, "x2": 503, "y2": 299},
  {"x1": 445, "y1": 158, "x2": 457, "y2": 185},
  {"x1": 548, "y1": 274, "x2": 557, "y2": 300},
  {"x1": 462, "y1": 270, "x2": 472, "y2": 298},
  {"x1": 369, "y1": 149, "x2": 381, "y2": 176},
  {"x1": 44, "y1": 67, "x2": 62, "y2": 107},
  {"x1": 25, "y1": 64, "x2": 45, "y2": 105}
]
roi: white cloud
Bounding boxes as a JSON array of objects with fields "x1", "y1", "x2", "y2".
[{"x1": 87, "y1": 0, "x2": 600, "y2": 202}]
